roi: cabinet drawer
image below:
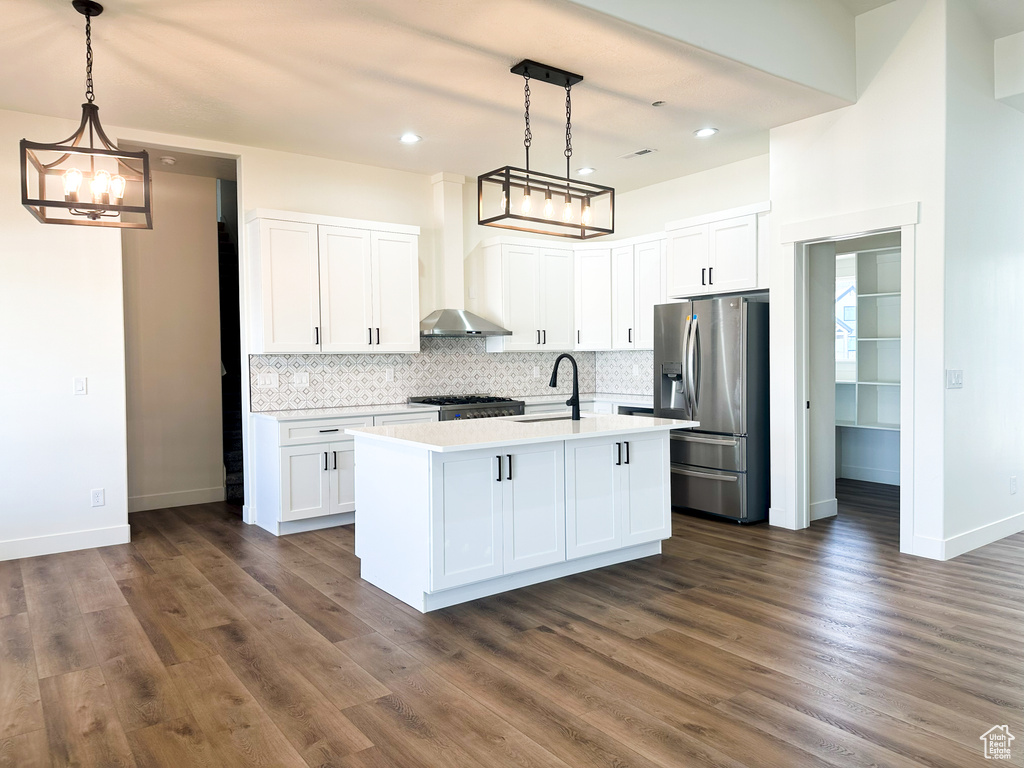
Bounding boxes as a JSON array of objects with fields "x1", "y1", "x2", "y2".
[
  {"x1": 670, "y1": 431, "x2": 745, "y2": 471},
  {"x1": 279, "y1": 417, "x2": 372, "y2": 446}
]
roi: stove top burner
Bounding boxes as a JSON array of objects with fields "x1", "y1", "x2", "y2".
[{"x1": 411, "y1": 394, "x2": 514, "y2": 407}]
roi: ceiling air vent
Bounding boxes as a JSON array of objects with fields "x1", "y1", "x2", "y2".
[{"x1": 619, "y1": 148, "x2": 658, "y2": 160}]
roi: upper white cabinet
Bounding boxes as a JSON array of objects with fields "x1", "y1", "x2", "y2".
[
  {"x1": 666, "y1": 204, "x2": 769, "y2": 298},
  {"x1": 574, "y1": 246, "x2": 612, "y2": 351},
  {"x1": 466, "y1": 240, "x2": 574, "y2": 353},
  {"x1": 611, "y1": 238, "x2": 665, "y2": 350},
  {"x1": 248, "y1": 210, "x2": 420, "y2": 354}
]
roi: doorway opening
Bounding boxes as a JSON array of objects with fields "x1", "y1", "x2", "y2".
[{"x1": 121, "y1": 144, "x2": 242, "y2": 514}]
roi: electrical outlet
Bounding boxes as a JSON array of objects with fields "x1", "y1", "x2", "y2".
[
  {"x1": 533, "y1": 366, "x2": 540, "y2": 379},
  {"x1": 73, "y1": 377, "x2": 87, "y2": 395},
  {"x1": 945, "y1": 369, "x2": 963, "y2": 389},
  {"x1": 90, "y1": 488, "x2": 105, "y2": 507},
  {"x1": 293, "y1": 372, "x2": 309, "y2": 387},
  {"x1": 257, "y1": 372, "x2": 279, "y2": 388},
  {"x1": 385, "y1": 367, "x2": 394, "y2": 382},
  {"x1": 1012, "y1": 476, "x2": 1018, "y2": 495}
]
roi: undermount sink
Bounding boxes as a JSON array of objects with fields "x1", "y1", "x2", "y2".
[{"x1": 511, "y1": 413, "x2": 592, "y2": 423}]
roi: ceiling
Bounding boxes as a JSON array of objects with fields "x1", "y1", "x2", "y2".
[{"x1": 2, "y1": 0, "x2": 1022, "y2": 193}]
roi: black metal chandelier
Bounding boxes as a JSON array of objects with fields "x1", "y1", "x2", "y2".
[
  {"x1": 20, "y1": 0, "x2": 152, "y2": 229},
  {"x1": 478, "y1": 60, "x2": 613, "y2": 240}
]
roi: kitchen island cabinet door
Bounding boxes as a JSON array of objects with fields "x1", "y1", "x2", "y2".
[
  {"x1": 371, "y1": 231, "x2": 420, "y2": 352},
  {"x1": 565, "y1": 436, "x2": 623, "y2": 559},
  {"x1": 319, "y1": 225, "x2": 373, "y2": 352},
  {"x1": 503, "y1": 443, "x2": 565, "y2": 574},
  {"x1": 619, "y1": 433, "x2": 671, "y2": 547},
  {"x1": 280, "y1": 444, "x2": 332, "y2": 522},
  {"x1": 430, "y1": 451, "x2": 504, "y2": 591},
  {"x1": 256, "y1": 219, "x2": 322, "y2": 353}
]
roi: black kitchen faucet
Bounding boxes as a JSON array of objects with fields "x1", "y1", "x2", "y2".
[{"x1": 549, "y1": 353, "x2": 581, "y2": 421}]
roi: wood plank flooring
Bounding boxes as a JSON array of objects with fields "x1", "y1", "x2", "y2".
[{"x1": 3, "y1": 479, "x2": 1021, "y2": 767}]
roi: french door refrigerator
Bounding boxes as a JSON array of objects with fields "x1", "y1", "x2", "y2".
[{"x1": 653, "y1": 297, "x2": 769, "y2": 522}]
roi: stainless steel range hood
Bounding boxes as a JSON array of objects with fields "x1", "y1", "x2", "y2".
[{"x1": 420, "y1": 309, "x2": 511, "y2": 337}]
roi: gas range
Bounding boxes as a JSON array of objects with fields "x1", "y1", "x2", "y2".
[{"x1": 408, "y1": 394, "x2": 525, "y2": 421}]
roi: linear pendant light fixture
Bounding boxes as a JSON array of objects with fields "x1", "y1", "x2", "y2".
[
  {"x1": 478, "y1": 60, "x2": 613, "y2": 240},
  {"x1": 20, "y1": 0, "x2": 152, "y2": 228}
]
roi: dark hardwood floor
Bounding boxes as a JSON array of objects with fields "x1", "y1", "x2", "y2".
[{"x1": 2, "y1": 480, "x2": 1021, "y2": 767}]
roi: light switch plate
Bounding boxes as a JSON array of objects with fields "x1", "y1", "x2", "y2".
[
  {"x1": 257, "y1": 372, "x2": 279, "y2": 388},
  {"x1": 293, "y1": 372, "x2": 309, "y2": 387},
  {"x1": 945, "y1": 369, "x2": 963, "y2": 389},
  {"x1": 385, "y1": 367, "x2": 394, "y2": 383},
  {"x1": 73, "y1": 377, "x2": 87, "y2": 395}
]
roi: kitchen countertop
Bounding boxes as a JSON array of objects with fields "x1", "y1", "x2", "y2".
[
  {"x1": 252, "y1": 402, "x2": 440, "y2": 421},
  {"x1": 346, "y1": 413, "x2": 695, "y2": 453},
  {"x1": 521, "y1": 392, "x2": 654, "y2": 406}
]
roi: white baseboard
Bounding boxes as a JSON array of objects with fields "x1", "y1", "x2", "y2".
[
  {"x1": 841, "y1": 464, "x2": 900, "y2": 485},
  {"x1": 129, "y1": 486, "x2": 225, "y2": 513},
  {"x1": 768, "y1": 506, "x2": 800, "y2": 529},
  {"x1": 912, "y1": 511, "x2": 1024, "y2": 560},
  {"x1": 811, "y1": 498, "x2": 838, "y2": 521},
  {"x1": 0, "y1": 524, "x2": 131, "y2": 562}
]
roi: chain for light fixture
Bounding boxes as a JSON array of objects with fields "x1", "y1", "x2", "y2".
[
  {"x1": 19, "y1": 0, "x2": 152, "y2": 228},
  {"x1": 477, "y1": 59, "x2": 614, "y2": 239}
]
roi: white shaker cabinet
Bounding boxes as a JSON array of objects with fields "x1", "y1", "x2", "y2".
[
  {"x1": 611, "y1": 237, "x2": 664, "y2": 350},
  {"x1": 280, "y1": 440, "x2": 357, "y2": 522},
  {"x1": 466, "y1": 239, "x2": 574, "y2": 352},
  {"x1": 430, "y1": 442, "x2": 565, "y2": 590},
  {"x1": 248, "y1": 210, "x2": 420, "y2": 354},
  {"x1": 574, "y1": 246, "x2": 612, "y2": 350},
  {"x1": 666, "y1": 205, "x2": 767, "y2": 298}
]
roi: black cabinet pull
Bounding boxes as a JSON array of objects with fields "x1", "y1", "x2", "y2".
[
  {"x1": 314, "y1": 326, "x2": 320, "y2": 345},
  {"x1": 332, "y1": 451, "x2": 338, "y2": 470},
  {"x1": 536, "y1": 330, "x2": 541, "y2": 344},
  {"x1": 318, "y1": 428, "x2": 339, "y2": 433},
  {"x1": 323, "y1": 451, "x2": 328, "y2": 471},
  {"x1": 507, "y1": 454, "x2": 513, "y2": 480},
  {"x1": 701, "y1": 267, "x2": 706, "y2": 286},
  {"x1": 628, "y1": 328, "x2": 633, "y2": 343},
  {"x1": 615, "y1": 442, "x2": 622, "y2": 466},
  {"x1": 542, "y1": 329, "x2": 546, "y2": 345},
  {"x1": 496, "y1": 455, "x2": 502, "y2": 482},
  {"x1": 376, "y1": 327, "x2": 381, "y2": 345},
  {"x1": 709, "y1": 267, "x2": 713, "y2": 284},
  {"x1": 577, "y1": 330, "x2": 581, "y2": 344},
  {"x1": 624, "y1": 441, "x2": 630, "y2": 464},
  {"x1": 368, "y1": 327, "x2": 372, "y2": 345}
]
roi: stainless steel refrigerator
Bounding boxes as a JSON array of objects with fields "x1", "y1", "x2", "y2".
[{"x1": 654, "y1": 297, "x2": 769, "y2": 522}]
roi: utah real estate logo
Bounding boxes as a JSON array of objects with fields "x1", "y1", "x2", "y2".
[{"x1": 980, "y1": 725, "x2": 1015, "y2": 760}]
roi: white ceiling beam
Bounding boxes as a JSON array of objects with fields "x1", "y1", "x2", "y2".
[{"x1": 564, "y1": 0, "x2": 858, "y2": 102}]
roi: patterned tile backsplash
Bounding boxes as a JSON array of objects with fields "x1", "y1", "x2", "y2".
[{"x1": 249, "y1": 338, "x2": 653, "y2": 412}]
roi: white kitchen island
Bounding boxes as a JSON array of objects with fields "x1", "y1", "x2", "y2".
[{"x1": 346, "y1": 413, "x2": 696, "y2": 612}]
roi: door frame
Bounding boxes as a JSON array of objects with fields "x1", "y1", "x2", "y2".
[{"x1": 776, "y1": 203, "x2": 917, "y2": 554}]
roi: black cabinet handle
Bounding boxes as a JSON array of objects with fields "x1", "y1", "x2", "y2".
[
  {"x1": 628, "y1": 328, "x2": 633, "y2": 343},
  {"x1": 314, "y1": 326, "x2": 320, "y2": 345},
  {"x1": 709, "y1": 267, "x2": 713, "y2": 284},
  {"x1": 536, "y1": 330, "x2": 541, "y2": 344},
  {"x1": 332, "y1": 451, "x2": 338, "y2": 470},
  {"x1": 624, "y1": 441, "x2": 630, "y2": 464},
  {"x1": 702, "y1": 268, "x2": 706, "y2": 286},
  {"x1": 376, "y1": 327, "x2": 381, "y2": 345},
  {"x1": 368, "y1": 327, "x2": 373, "y2": 345},
  {"x1": 577, "y1": 330, "x2": 581, "y2": 344},
  {"x1": 542, "y1": 330, "x2": 546, "y2": 345},
  {"x1": 496, "y1": 455, "x2": 502, "y2": 482},
  {"x1": 507, "y1": 454, "x2": 513, "y2": 480},
  {"x1": 615, "y1": 442, "x2": 622, "y2": 466},
  {"x1": 323, "y1": 451, "x2": 328, "y2": 471},
  {"x1": 319, "y1": 428, "x2": 339, "y2": 433}
]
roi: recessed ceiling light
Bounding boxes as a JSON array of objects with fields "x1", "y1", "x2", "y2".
[
  {"x1": 577, "y1": 167, "x2": 596, "y2": 176},
  {"x1": 399, "y1": 133, "x2": 422, "y2": 144},
  {"x1": 159, "y1": 156, "x2": 177, "y2": 166},
  {"x1": 694, "y1": 128, "x2": 718, "y2": 138}
]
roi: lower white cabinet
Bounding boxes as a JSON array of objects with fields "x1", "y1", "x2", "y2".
[
  {"x1": 565, "y1": 433, "x2": 670, "y2": 559},
  {"x1": 280, "y1": 441, "x2": 356, "y2": 522},
  {"x1": 430, "y1": 443, "x2": 565, "y2": 591}
]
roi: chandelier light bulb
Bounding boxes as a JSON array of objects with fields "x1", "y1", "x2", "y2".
[
  {"x1": 499, "y1": 189, "x2": 507, "y2": 213},
  {"x1": 63, "y1": 168, "x2": 83, "y2": 199},
  {"x1": 110, "y1": 174, "x2": 127, "y2": 201},
  {"x1": 521, "y1": 190, "x2": 532, "y2": 214},
  {"x1": 562, "y1": 198, "x2": 574, "y2": 222},
  {"x1": 582, "y1": 199, "x2": 592, "y2": 226},
  {"x1": 543, "y1": 192, "x2": 554, "y2": 217},
  {"x1": 91, "y1": 169, "x2": 111, "y2": 201}
]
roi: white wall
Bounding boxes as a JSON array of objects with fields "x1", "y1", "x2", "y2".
[
  {"x1": 769, "y1": 0, "x2": 948, "y2": 549},
  {"x1": 122, "y1": 171, "x2": 224, "y2": 512},
  {"x1": 0, "y1": 109, "x2": 130, "y2": 559},
  {"x1": 942, "y1": 0, "x2": 1024, "y2": 550}
]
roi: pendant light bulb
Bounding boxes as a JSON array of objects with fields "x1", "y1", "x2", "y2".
[
  {"x1": 543, "y1": 192, "x2": 554, "y2": 217},
  {"x1": 582, "y1": 198, "x2": 592, "y2": 226},
  {"x1": 499, "y1": 188, "x2": 507, "y2": 213},
  {"x1": 63, "y1": 168, "x2": 83, "y2": 199},
  {"x1": 91, "y1": 169, "x2": 111, "y2": 201},
  {"x1": 521, "y1": 189, "x2": 532, "y2": 214},
  {"x1": 562, "y1": 197, "x2": 574, "y2": 222},
  {"x1": 110, "y1": 174, "x2": 127, "y2": 201}
]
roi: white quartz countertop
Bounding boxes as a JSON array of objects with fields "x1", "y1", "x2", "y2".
[
  {"x1": 346, "y1": 413, "x2": 696, "y2": 453},
  {"x1": 253, "y1": 402, "x2": 439, "y2": 422},
  {"x1": 521, "y1": 392, "x2": 654, "y2": 406}
]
